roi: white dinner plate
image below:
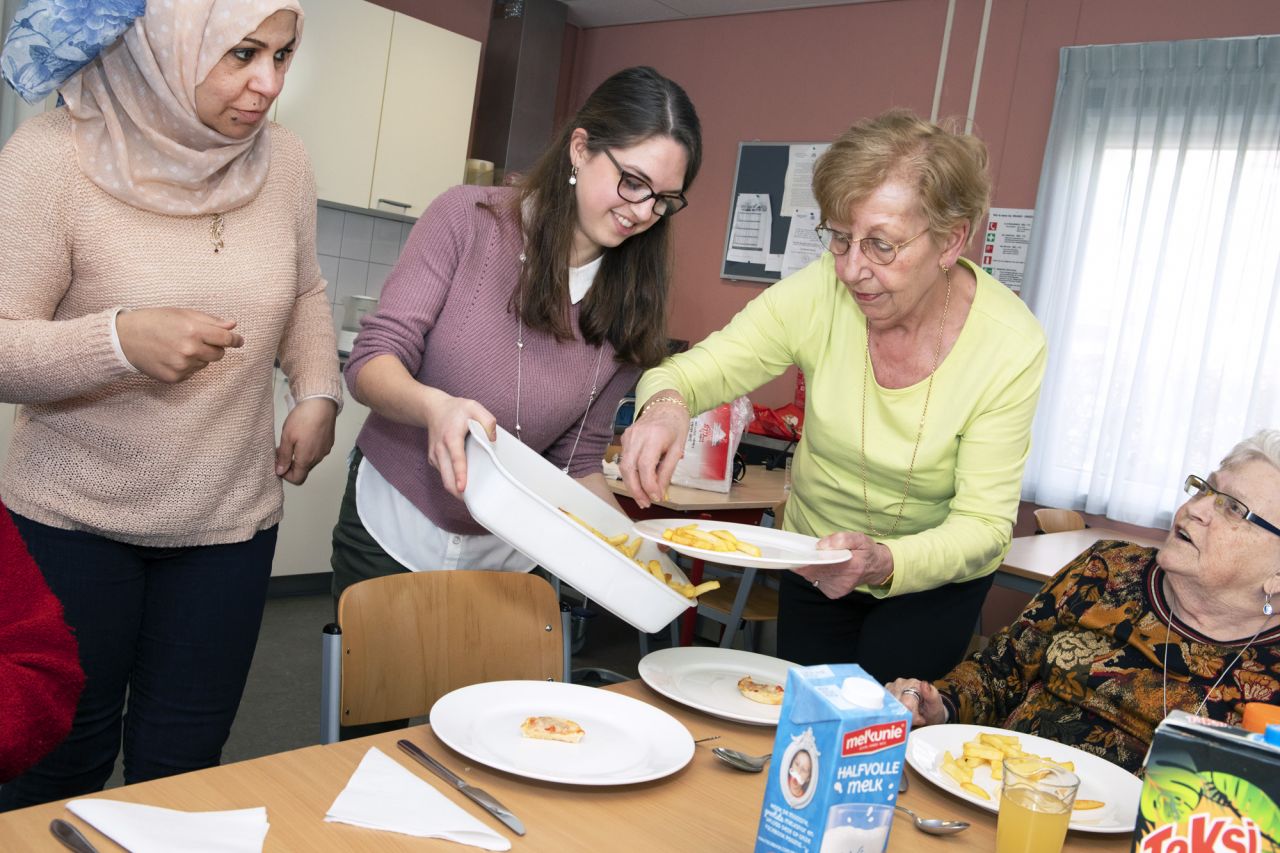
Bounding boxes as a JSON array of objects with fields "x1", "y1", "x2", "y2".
[
  {"x1": 906, "y1": 724, "x2": 1141, "y2": 833},
  {"x1": 638, "y1": 647, "x2": 796, "y2": 726},
  {"x1": 632, "y1": 519, "x2": 852, "y2": 570},
  {"x1": 429, "y1": 680, "x2": 694, "y2": 785}
]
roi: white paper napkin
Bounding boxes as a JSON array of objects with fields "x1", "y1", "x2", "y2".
[
  {"x1": 325, "y1": 747, "x2": 512, "y2": 851},
  {"x1": 66, "y1": 799, "x2": 269, "y2": 853}
]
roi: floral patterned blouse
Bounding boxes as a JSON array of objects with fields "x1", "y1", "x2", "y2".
[{"x1": 935, "y1": 541, "x2": 1280, "y2": 774}]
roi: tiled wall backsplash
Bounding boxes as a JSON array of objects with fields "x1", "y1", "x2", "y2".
[{"x1": 316, "y1": 203, "x2": 415, "y2": 328}]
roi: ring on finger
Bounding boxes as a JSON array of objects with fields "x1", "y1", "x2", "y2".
[{"x1": 900, "y1": 687, "x2": 923, "y2": 704}]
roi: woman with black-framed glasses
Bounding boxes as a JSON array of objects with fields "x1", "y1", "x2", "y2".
[
  {"x1": 888, "y1": 429, "x2": 1280, "y2": 773},
  {"x1": 622, "y1": 109, "x2": 1047, "y2": 682},
  {"x1": 326, "y1": 68, "x2": 701, "y2": 729}
]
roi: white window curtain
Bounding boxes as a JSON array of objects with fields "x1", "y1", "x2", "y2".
[{"x1": 1020, "y1": 36, "x2": 1280, "y2": 530}]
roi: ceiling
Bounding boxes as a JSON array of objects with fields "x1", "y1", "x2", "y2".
[{"x1": 560, "y1": 0, "x2": 873, "y2": 29}]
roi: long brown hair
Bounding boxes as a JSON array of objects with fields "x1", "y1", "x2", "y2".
[{"x1": 514, "y1": 66, "x2": 702, "y2": 369}]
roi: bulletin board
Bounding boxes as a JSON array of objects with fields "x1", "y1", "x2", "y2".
[{"x1": 720, "y1": 141, "x2": 829, "y2": 284}]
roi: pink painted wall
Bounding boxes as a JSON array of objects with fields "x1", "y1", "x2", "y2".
[{"x1": 565, "y1": 0, "x2": 1280, "y2": 407}]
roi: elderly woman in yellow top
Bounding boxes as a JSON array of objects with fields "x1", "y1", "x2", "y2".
[{"x1": 621, "y1": 110, "x2": 1047, "y2": 680}]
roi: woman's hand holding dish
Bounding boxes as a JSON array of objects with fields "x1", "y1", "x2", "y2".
[
  {"x1": 792, "y1": 530, "x2": 894, "y2": 597},
  {"x1": 422, "y1": 389, "x2": 496, "y2": 497}
]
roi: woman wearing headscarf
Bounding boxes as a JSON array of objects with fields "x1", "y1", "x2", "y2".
[{"x1": 0, "y1": 0, "x2": 340, "y2": 809}]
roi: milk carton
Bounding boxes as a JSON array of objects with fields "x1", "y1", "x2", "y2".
[{"x1": 755, "y1": 664, "x2": 911, "y2": 853}]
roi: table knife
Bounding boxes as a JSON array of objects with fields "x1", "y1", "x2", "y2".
[
  {"x1": 397, "y1": 739, "x2": 526, "y2": 836},
  {"x1": 49, "y1": 819, "x2": 101, "y2": 853}
]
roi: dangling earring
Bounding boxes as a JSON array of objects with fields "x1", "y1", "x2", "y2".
[
  {"x1": 1265, "y1": 591, "x2": 1274, "y2": 617},
  {"x1": 568, "y1": 166, "x2": 578, "y2": 186},
  {"x1": 940, "y1": 262, "x2": 950, "y2": 273}
]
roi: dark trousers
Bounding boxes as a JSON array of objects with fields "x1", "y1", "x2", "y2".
[
  {"x1": 0, "y1": 514, "x2": 277, "y2": 812},
  {"x1": 329, "y1": 448, "x2": 410, "y2": 612},
  {"x1": 777, "y1": 569, "x2": 994, "y2": 683}
]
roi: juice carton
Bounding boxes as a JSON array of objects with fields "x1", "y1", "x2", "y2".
[
  {"x1": 1132, "y1": 710, "x2": 1280, "y2": 853},
  {"x1": 755, "y1": 664, "x2": 911, "y2": 853}
]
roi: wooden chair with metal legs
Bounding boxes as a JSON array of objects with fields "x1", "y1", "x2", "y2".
[
  {"x1": 320, "y1": 570, "x2": 564, "y2": 743},
  {"x1": 1033, "y1": 508, "x2": 1086, "y2": 534}
]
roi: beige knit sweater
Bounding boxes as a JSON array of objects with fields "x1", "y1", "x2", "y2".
[{"x1": 0, "y1": 110, "x2": 342, "y2": 546}]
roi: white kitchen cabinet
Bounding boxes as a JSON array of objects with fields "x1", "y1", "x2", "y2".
[
  {"x1": 274, "y1": 0, "x2": 480, "y2": 216},
  {"x1": 369, "y1": 16, "x2": 481, "y2": 217},
  {"x1": 271, "y1": 369, "x2": 369, "y2": 577},
  {"x1": 273, "y1": 0, "x2": 391, "y2": 208}
]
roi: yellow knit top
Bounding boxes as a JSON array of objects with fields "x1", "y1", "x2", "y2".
[{"x1": 638, "y1": 255, "x2": 1047, "y2": 596}]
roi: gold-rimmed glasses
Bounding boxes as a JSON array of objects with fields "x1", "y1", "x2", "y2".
[
  {"x1": 601, "y1": 149, "x2": 688, "y2": 216},
  {"x1": 1184, "y1": 474, "x2": 1280, "y2": 539},
  {"x1": 814, "y1": 224, "x2": 929, "y2": 264}
]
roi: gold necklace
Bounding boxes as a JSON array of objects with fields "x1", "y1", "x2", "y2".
[
  {"x1": 858, "y1": 264, "x2": 953, "y2": 538},
  {"x1": 211, "y1": 213, "x2": 225, "y2": 254}
]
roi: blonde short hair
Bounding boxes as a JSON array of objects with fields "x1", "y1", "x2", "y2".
[
  {"x1": 812, "y1": 109, "x2": 990, "y2": 248},
  {"x1": 1220, "y1": 429, "x2": 1280, "y2": 473}
]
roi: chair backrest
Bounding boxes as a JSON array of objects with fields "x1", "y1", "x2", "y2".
[
  {"x1": 1033, "y1": 508, "x2": 1086, "y2": 534},
  {"x1": 337, "y1": 570, "x2": 564, "y2": 727}
]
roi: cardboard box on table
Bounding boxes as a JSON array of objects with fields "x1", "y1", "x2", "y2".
[
  {"x1": 1132, "y1": 710, "x2": 1280, "y2": 853},
  {"x1": 755, "y1": 664, "x2": 911, "y2": 853}
]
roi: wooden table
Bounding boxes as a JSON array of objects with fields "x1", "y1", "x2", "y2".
[
  {"x1": 0, "y1": 680, "x2": 1130, "y2": 852},
  {"x1": 996, "y1": 528, "x2": 1168, "y2": 595},
  {"x1": 608, "y1": 466, "x2": 787, "y2": 644}
]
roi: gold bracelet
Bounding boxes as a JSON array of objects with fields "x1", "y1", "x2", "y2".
[
  {"x1": 639, "y1": 395, "x2": 688, "y2": 419},
  {"x1": 873, "y1": 569, "x2": 894, "y2": 589}
]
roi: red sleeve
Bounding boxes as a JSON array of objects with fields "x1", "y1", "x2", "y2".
[{"x1": 0, "y1": 501, "x2": 85, "y2": 782}]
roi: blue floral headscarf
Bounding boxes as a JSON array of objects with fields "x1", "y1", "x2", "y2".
[{"x1": 2, "y1": 0, "x2": 146, "y2": 104}]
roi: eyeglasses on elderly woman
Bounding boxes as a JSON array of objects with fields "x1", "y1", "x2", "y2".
[
  {"x1": 814, "y1": 224, "x2": 929, "y2": 265},
  {"x1": 601, "y1": 149, "x2": 688, "y2": 216},
  {"x1": 1184, "y1": 474, "x2": 1280, "y2": 539}
]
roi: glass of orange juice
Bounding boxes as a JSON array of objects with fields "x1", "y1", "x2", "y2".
[{"x1": 995, "y1": 757, "x2": 1079, "y2": 853}]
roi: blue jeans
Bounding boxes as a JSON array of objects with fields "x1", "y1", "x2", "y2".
[{"x1": 0, "y1": 514, "x2": 277, "y2": 811}]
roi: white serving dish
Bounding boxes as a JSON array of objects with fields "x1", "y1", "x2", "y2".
[{"x1": 463, "y1": 421, "x2": 692, "y2": 633}]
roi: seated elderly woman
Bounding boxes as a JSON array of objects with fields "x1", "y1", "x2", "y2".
[{"x1": 888, "y1": 429, "x2": 1280, "y2": 773}]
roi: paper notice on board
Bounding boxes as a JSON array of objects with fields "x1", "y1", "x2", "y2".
[
  {"x1": 781, "y1": 145, "x2": 829, "y2": 215},
  {"x1": 982, "y1": 208, "x2": 1034, "y2": 291},
  {"x1": 782, "y1": 209, "x2": 824, "y2": 277},
  {"x1": 780, "y1": 144, "x2": 830, "y2": 216},
  {"x1": 727, "y1": 193, "x2": 772, "y2": 264}
]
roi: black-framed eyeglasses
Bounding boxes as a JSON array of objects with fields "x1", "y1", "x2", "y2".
[
  {"x1": 601, "y1": 149, "x2": 688, "y2": 217},
  {"x1": 1184, "y1": 474, "x2": 1280, "y2": 539},
  {"x1": 814, "y1": 224, "x2": 929, "y2": 265}
]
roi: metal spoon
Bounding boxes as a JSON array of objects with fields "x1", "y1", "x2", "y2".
[
  {"x1": 894, "y1": 803, "x2": 970, "y2": 836},
  {"x1": 712, "y1": 746, "x2": 771, "y2": 772}
]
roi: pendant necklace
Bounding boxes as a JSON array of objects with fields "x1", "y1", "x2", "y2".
[
  {"x1": 1161, "y1": 585, "x2": 1272, "y2": 719},
  {"x1": 514, "y1": 252, "x2": 606, "y2": 474},
  {"x1": 211, "y1": 213, "x2": 225, "y2": 253},
  {"x1": 858, "y1": 264, "x2": 953, "y2": 537}
]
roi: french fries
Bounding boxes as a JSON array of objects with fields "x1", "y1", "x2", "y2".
[
  {"x1": 662, "y1": 523, "x2": 763, "y2": 557},
  {"x1": 558, "y1": 509, "x2": 721, "y2": 600},
  {"x1": 938, "y1": 732, "x2": 1102, "y2": 812}
]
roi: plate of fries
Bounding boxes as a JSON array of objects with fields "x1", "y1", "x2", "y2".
[
  {"x1": 638, "y1": 647, "x2": 796, "y2": 725},
  {"x1": 632, "y1": 520, "x2": 852, "y2": 570},
  {"x1": 905, "y1": 724, "x2": 1141, "y2": 833}
]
